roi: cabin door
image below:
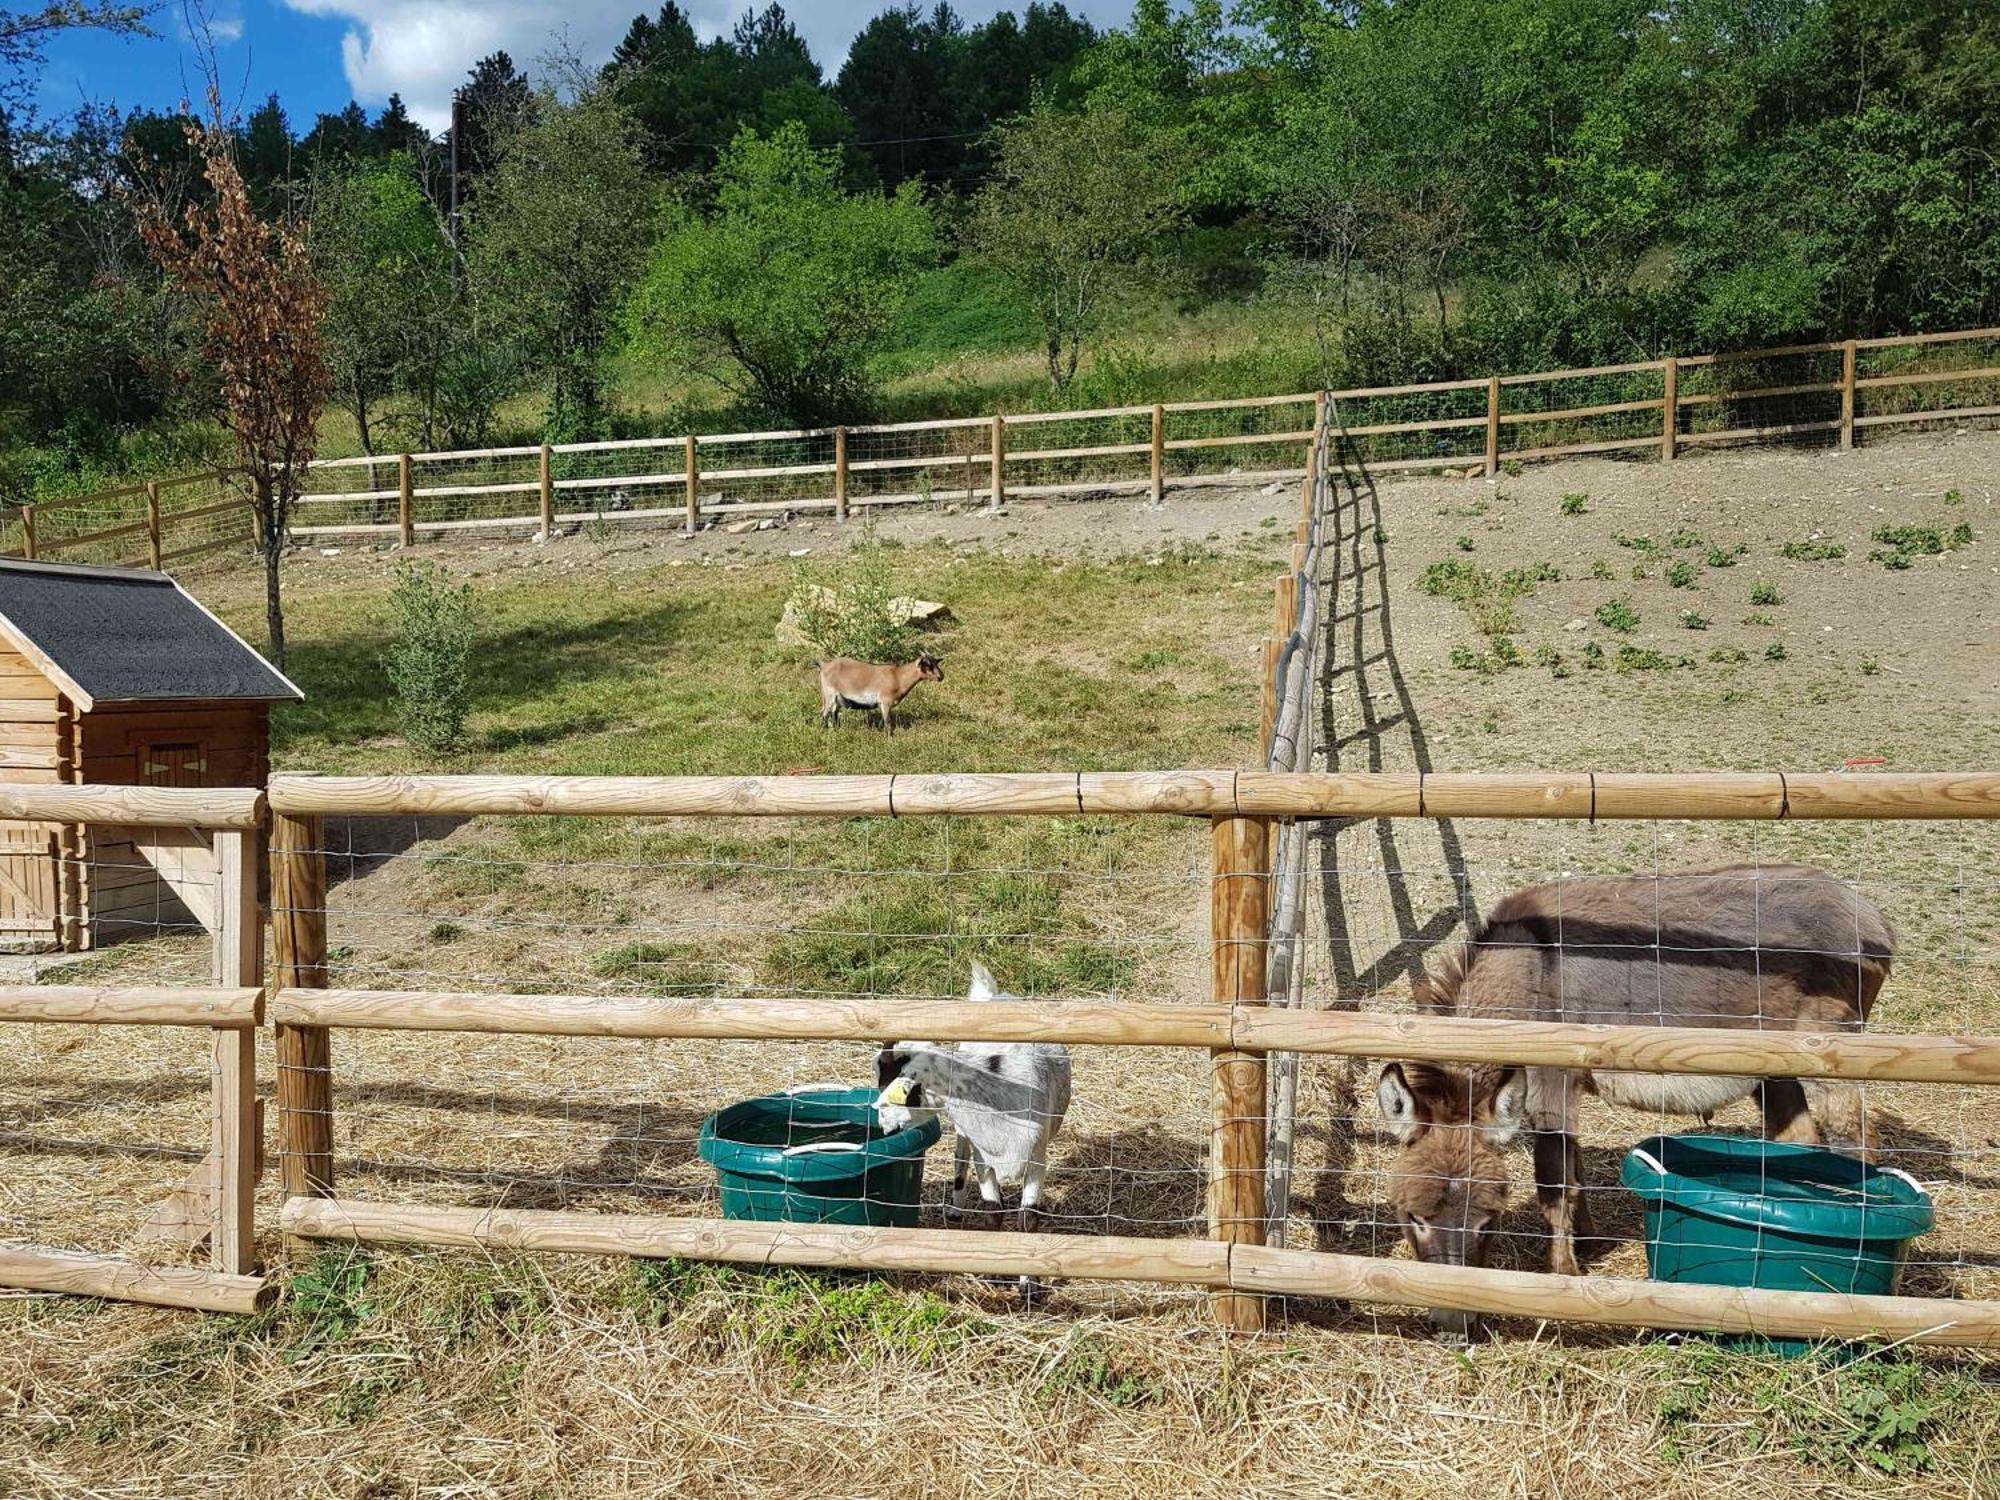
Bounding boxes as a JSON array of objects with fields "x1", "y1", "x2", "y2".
[{"x1": 0, "y1": 827, "x2": 59, "y2": 945}]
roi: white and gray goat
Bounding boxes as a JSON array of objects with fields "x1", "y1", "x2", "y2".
[{"x1": 874, "y1": 961, "x2": 1072, "y2": 1230}]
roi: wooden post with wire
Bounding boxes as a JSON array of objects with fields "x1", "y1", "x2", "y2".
[
  {"x1": 684, "y1": 435, "x2": 699, "y2": 534},
  {"x1": 1209, "y1": 814, "x2": 1271, "y2": 1331},
  {"x1": 209, "y1": 828, "x2": 260, "y2": 1275},
  {"x1": 272, "y1": 811, "x2": 334, "y2": 1205},
  {"x1": 1840, "y1": 339, "x2": 1858, "y2": 450},
  {"x1": 1150, "y1": 404, "x2": 1165, "y2": 505},
  {"x1": 1275, "y1": 573, "x2": 1298, "y2": 641},
  {"x1": 397, "y1": 454, "x2": 414, "y2": 547},
  {"x1": 1258, "y1": 637, "x2": 1281, "y2": 757},
  {"x1": 989, "y1": 414, "x2": 1005, "y2": 513},
  {"x1": 834, "y1": 426, "x2": 849, "y2": 521},
  {"x1": 145, "y1": 482, "x2": 163, "y2": 569},
  {"x1": 538, "y1": 444, "x2": 554, "y2": 538},
  {"x1": 1661, "y1": 358, "x2": 1678, "y2": 461},
  {"x1": 21, "y1": 504, "x2": 37, "y2": 559},
  {"x1": 1484, "y1": 376, "x2": 1502, "y2": 476}
]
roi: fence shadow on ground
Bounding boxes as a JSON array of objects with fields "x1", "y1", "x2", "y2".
[{"x1": 1304, "y1": 446, "x2": 1478, "y2": 1248}]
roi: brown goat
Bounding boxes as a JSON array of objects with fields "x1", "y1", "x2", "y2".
[
  {"x1": 816, "y1": 654, "x2": 942, "y2": 733},
  {"x1": 1378, "y1": 863, "x2": 1892, "y2": 1334}
]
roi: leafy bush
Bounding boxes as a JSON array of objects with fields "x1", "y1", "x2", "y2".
[
  {"x1": 1581, "y1": 640, "x2": 1605, "y2": 669},
  {"x1": 786, "y1": 527, "x2": 919, "y2": 663},
  {"x1": 1780, "y1": 539, "x2": 1847, "y2": 561},
  {"x1": 1595, "y1": 597, "x2": 1639, "y2": 633},
  {"x1": 1749, "y1": 580, "x2": 1782, "y2": 606},
  {"x1": 382, "y1": 560, "x2": 475, "y2": 753},
  {"x1": 1666, "y1": 560, "x2": 1698, "y2": 588},
  {"x1": 1709, "y1": 646, "x2": 1749, "y2": 664},
  {"x1": 1616, "y1": 645, "x2": 1694, "y2": 671},
  {"x1": 1669, "y1": 526, "x2": 1705, "y2": 549},
  {"x1": 1417, "y1": 558, "x2": 1554, "y2": 635},
  {"x1": 1456, "y1": 534, "x2": 1475, "y2": 551},
  {"x1": 1680, "y1": 609, "x2": 1709, "y2": 629},
  {"x1": 1560, "y1": 492, "x2": 1587, "y2": 515},
  {"x1": 1765, "y1": 640, "x2": 1788, "y2": 660},
  {"x1": 1590, "y1": 559, "x2": 1615, "y2": 580},
  {"x1": 1704, "y1": 543, "x2": 1746, "y2": 567}
]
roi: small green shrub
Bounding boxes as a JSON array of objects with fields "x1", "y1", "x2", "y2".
[
  {"x1": 1560, "y1": 492, "x2": 1587, "y2": 515},
  {"x1": 382, "y1": 560, "x2": 476, "y2": 753},
  {"x1": 1418, "y1": 558, "x2": 1554, "y2": 635},
  {"x1": 786, "y1": 525, "x2": 920, "y2": 663},
  {"x1": 1666, "y1": 560, "x2": 1699, "y2": 588},
  {"x1": 1743, "y1": 611, "x2": 1775, "y2": 625},
  {"x1": 1679, "y1": 610, "x2": 1709, "y2": 630},
  {"x1": 1581, "y1": 640, "x2": 1605, "y2": 669},
  {"x1": 1765, "y1": 640, "x2": 1788, "y2": 661},
  {"x1": 1668, "y1": 526, "x2": 1705, "y2": 549},
  {"x1": 1614, "y1": 533, "x2": 1656, "y2": 553},
  {"x1": 1455, "y1": 534, "x2": 1475, "y2": 552},
  {"x1": 1860, "y1": 657, "x2": 1881, "y2": 676},
  {"x1": 1616, "y1": 645, "x2": 1694, "y2": 672},
  {"x1": 1708, "y1": 646, "x2": 1749, "y2": 664},
  {"x1": 1448, "y1": 645, "x2": 1488, "y2": 672},
  {"x1": 1780, "y1": 539, "x2": 1847, "y2": 561},
  {"x1": 1488, "y1": 634, "x2": 1524, "y2": 668},
  {"x1": 1594, "y1": 597, "x2": 1639, "y2": 634},
  {"x1": 1631, "y1": 564, "x2": 1651, "y2": 580},
  {"x1": 1869, "y1": 522, "x2": 1974, "y2": 567},
  {"x1": 1533, "y1": 644, "x2": 1561, "y2": 667},
  {"x1": 1500, "y1": 457, "x2": 1524, "y2": 477},
  {"x1": 1749, "y1": 580, "x2": 1782, "y2": 606},
  {"x1": 1943, "y1": 488, "x2": 1962, "y2": 505},
  {"x1": 1590, "y1": 559, "x2": 1614, "y2": 580},
  {"x1": 1704, "y1": 543, "x2": 1746, "y2": 567}
]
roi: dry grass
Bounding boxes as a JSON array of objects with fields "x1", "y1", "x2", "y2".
[{"x1": 4, "y1": 444, "x2": 1999, "y2": 1496}]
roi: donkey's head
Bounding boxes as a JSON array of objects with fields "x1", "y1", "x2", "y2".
[{"x1": 1377, "y1": 1060, "x2": 1526, "y2": 1337}]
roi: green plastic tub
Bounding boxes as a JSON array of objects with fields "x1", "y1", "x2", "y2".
[
  {"x1": 1621, "y1": 1134, "x2": 1933, "y2": 1353},
  {"x1": 698, "y1": 1085, "x2": 941, "y2": 1227}
]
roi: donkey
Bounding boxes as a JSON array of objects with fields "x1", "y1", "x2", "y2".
[{"x1": 1377, "y1": 863, "x2": 1892, "y2": 1332}]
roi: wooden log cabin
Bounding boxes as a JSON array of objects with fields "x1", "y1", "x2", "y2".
[{"x1": 0, "y1": 558, "x2": 301, "y2": 952}]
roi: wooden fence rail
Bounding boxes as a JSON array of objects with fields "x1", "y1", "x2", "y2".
[{"x1": 265, "y1": 770, "x2": 2000, "y2": 822}]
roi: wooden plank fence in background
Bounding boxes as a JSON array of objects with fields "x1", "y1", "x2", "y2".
[{"x1": 7, "y1": 325, "x2": 1995, "y2": 566}]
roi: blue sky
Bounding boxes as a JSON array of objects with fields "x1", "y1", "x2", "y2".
[{"x1": 36, "y1": 2, "x2": 1136, "y2": 136}]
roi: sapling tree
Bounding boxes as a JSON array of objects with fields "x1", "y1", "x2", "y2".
[{"x1": 135, "y1": 93, "x2": 328, "y2": 670}]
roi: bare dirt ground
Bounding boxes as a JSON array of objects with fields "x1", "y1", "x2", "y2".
[{"x1": 4, "y1": 436, "x2": 1999, "y2": 1498}]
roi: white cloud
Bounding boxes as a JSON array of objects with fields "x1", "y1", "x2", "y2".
[{"x1": 285, "y1": 2, "x2": 1134, "y2": 135}]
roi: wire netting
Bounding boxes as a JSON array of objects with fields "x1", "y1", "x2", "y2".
[{"x1": 0, "y1": 831, "x2": 229, "y2": 1264}]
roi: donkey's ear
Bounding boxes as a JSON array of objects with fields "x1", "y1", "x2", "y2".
[
  {"x1": 1376, "y1": 1063, "x2": 1423, "y2": 1144},
  {"x1": 1483, "y1": 1067, "x2": 1528, "y2": 1147},
  {"x1": 967, "y1": 960, "x2": 999, "y2": 1001}
]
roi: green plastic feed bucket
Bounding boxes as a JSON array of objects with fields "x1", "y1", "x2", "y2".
[
  {"x1": 698, "y1": 1085, "x2": 941, "y2": 1227},
  {"x1": 1621, "y1": 1134, "x2": 1933, "y2": 1353}
]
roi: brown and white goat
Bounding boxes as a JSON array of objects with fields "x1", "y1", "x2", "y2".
[
  {"x1": 1377, "y1": 863, "x2": 1891, "y2": 1335},
  {"x1": 816, "y1": 654, "x2": 942, "y2": 733}
]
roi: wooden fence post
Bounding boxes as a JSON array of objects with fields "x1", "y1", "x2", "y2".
[
  {"x1": 272, "y1": 811, "x2": 334, "y2": 1207},
  {"x1": 684, "y1": 435, "x2": 700, "y2": 534},
  {"x1": 538, "y1": 444, "x2": 554, "y2": 539},
  {"x1": 210, "y1": 829, "x2": 260, "y2": 1274},
  {"x1": 1275, "y1": 573, "x2": 1298, "y2": 641},
  {"x1": 397, "y1": 453, "x2": 414, "y2": 548},
  {"x1": 1484, "y1": 376, "x2": 1501, "y2": 476},
  {"x1": 834, "y1": 426, "x2": 849, "y2": 522},
  {"x1": 20, "y1": 505, "x2": 35, "y2": 560},
  {"x1": 1840, "y1": 339, "x2": 1858, "y2": 450},
  {"x1": 1150, "y1": 403, "x2": 1165, "y2": 505},
  {"x1": 989, "y1": 414, "x2": 1005, "y2": 512},
  {"x1": 145, "y1": 481, "x2": 163, "y2": 569},
  {"x1": 1661, "y1": 357, "x2": 1678, "y2": 462},
  {"x1": 1210, "y1": 814, "x2": 1271, "y2": 1332},
  {"x1": 1259, "y1": 636, "x2": 1281, "y2": 754}
]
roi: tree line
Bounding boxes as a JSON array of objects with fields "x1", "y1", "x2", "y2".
[{"x1": 3, "y1": 0, "x2": 1996, "y2": 510}]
